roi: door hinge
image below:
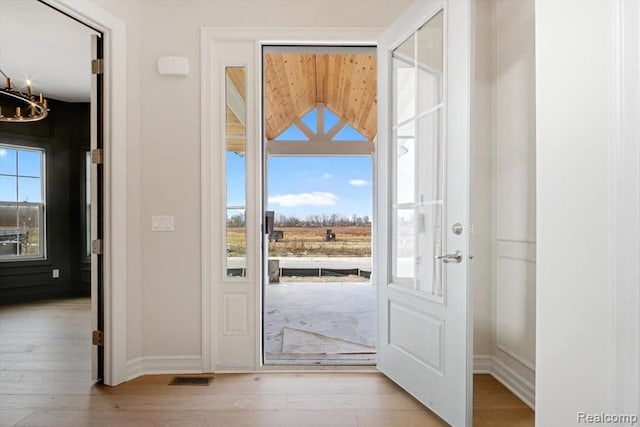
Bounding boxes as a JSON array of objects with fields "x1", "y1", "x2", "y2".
[
  {"x1": 91, "y1": 239, "x2": 103, "y2": 255},
  {"x1": 91, "y1": 149, "x2": 104, "y2": 165},
  {"x1": 92, "y1": 330, "x2": 104, "y2": 346},
  {"x1": 91, "y1": 58, "x2": 104, "y2": 75}
]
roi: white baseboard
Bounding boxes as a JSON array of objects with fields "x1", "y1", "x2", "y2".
[
  {"x1": 473, "y1": 354, "x2": 535, "y2": 410},
  {"x1": 126, "y1": 357, "x2": 144, "y2": 380},
  {"x1": 126, "y1": 356, "x2": 202, "y2": 381},
  {"x1": 473, "y1": 354, "x2": 494, "y2": 373}
]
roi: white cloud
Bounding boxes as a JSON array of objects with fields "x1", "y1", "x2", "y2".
[
  {"x1": 349, "y1": 179, "x2": 368, "y2": 186},
  {"x1": 269, "y1": 192, "x2": 338, "y2": 207},
  {"x1": 322, "y1": 173, "x2": 332, "y2": 179}
]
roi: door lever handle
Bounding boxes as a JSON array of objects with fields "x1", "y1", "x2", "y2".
[{"x1": 436, "y1": 250, "x2": 463, "y2": 264}]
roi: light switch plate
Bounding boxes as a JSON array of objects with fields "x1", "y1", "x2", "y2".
[
  {"x1": 151, "y1": 215, "x2": 174, "y2": 232},
  {"x1": 52, "y1": 269, "x2": 60, "y2": 279}
]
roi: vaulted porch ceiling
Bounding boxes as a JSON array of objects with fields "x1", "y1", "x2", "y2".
[{"x1": 263, "y1": 53, "x2": 377, "y2": 141}]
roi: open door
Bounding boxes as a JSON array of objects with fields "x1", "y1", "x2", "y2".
[
  {"x1": 375, "y1": 1, "x2": 472, "y2": 426},
  {"x1": 90, "y1": 34, "x2": 104, "y2": 382}
]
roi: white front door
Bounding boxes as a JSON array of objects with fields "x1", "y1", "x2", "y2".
[{"x1": 375, "y1": 1, "x2": 472, "y2": 425}]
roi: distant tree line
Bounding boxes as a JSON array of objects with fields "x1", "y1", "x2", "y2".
[
  {"x1": 274, "y1": 213, "x2": 371, "y2": 227},
  {"x1": 226, "y1": 213, "x2": 372, "y2": 227}
]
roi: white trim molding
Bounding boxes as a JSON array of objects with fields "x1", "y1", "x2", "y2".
[
  {"x1": 495, "y1": 240, "x2": 536, "y2": 374},
  {"x1": 127, "y1": 356, "x2": 203, "y2": 380},
  {"x1": 43, "y1": 0, "x2": 128, "y2": 386}
]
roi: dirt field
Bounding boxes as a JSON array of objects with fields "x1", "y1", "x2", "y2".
[{"x1": 227, "y1": 225, "x2": 371, "y2": 257}]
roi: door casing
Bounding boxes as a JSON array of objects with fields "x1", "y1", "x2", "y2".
[
  {"x1": 201, "y1": 28, "x2": 381, "y2": 372},
  {"x1": 41, "y1": 0, "x2": 129, "y2": 385}
]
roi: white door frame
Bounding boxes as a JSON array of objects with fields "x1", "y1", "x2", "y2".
[
  {"x1": 41, "y1": 0, "x2": 129, "y2": 386},
  {"x1": 201, "y1": 27, "x2": 380, "y2": 372}
]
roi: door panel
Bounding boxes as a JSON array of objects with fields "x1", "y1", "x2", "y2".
[{"x1": 376, "y1": 1, "x2": 472, "y2": 425}]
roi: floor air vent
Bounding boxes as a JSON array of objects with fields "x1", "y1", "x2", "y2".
[{"x1": 168, "y1": 376, "x2": 212, "y2": 386}]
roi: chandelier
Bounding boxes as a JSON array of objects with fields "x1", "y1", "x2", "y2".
[{"x1": 0, "y1": 68, "x2": 49, "y2": 123}]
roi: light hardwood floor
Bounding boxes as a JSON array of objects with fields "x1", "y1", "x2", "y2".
[{"x1": 0, "y1": 298, "x2": 534, "y2": 426}]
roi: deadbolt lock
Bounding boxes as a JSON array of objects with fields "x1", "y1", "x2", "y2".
[{"x1": 452, "y1": 223, "x2": 463, "y2": 235}]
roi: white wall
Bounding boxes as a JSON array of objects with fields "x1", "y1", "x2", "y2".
[
  {"x1": 535, "y1": 0, "x2": 640, "y2": 425},
  {"x1": 472, "y1": 0, "x2": 495, "y2": 358},
  {"x1": 473, "y1": 0, "x2": 536, "y2": 408},
  {"x1": 493, "y1": 0, "x2": 536, "y2": 390}
]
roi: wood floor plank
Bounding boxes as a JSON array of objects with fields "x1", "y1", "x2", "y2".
[
  {"x1": 355, "y1": 409, "x2": 448, "y2": 427},
  {"x1": 111, "y1": 393, "x2": 288, "y2": 411},
  {"x1": 0, "y1": 409, "x2": 34, "y2": 427},
  {"x1": 285, "y1": 393, "x2": 423, "y2": 410},
  {"x1": 242, "y1": 409, "x2": 358, "y2": 427},
  {"x1": 474, "y1": 408, "x2": 536, "y2": 427}
]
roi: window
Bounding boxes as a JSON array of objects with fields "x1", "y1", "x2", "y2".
[
  {"x1": 391, "y1": 10, "x2": 444, "y2": 297},
  {"x1": 225, "y1": 66, "x2": 247, "y2": 278},
  {"x1": 0, "y1": 145, "x2": 45, "y2": 260}
]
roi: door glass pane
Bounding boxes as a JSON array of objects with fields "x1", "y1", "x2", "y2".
[
  {"x1": 396, "y1": 121, "x2": 415, "y2": 205},
  {"x1": 416, "y1": 9, "x2": 444, "y2": 113},
  {"x1": 390, "y1": 9, "x2": 446, "y2": 296},
  {"x1": 225, "y1": 66, "x2": 247, "y2": 278},
  {"x1": 416, "y1": 112, "x2": 443, "y2": 203},
  {"x1": 415, "y1": 112, "x2": 444, "y2": 297},
  {"x1": 393, "y1": 209, "x2": 415, "y2": 285},
  {"x1": 393, "y1": 34, "x2": 416, "y2": 124},
  {"x1": 226, "y1": 208, "x2": 246, "y2": 277},
  {"x1": 415, "y1": 205, "x2": 443, "y2": 296}
]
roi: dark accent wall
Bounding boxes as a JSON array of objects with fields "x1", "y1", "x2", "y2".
[{"x1": 0, "y1": 100, "x2": 91, "y2": 304}]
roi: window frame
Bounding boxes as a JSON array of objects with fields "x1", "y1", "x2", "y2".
[{"x1": 0, "y1": 143, "x2": 47, "y2": 262}]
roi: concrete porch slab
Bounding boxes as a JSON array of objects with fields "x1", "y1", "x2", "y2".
[{"x1": 264, "y1": 282, "x2": 376, "y2": 364}]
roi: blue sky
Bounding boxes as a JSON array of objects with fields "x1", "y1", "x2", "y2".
[
  {"x1": 267, "y1": 156, "x2": 372, "y2": 218},
  {"x1": 227, "y1": 153, "x2": 372, "y2": 219}
]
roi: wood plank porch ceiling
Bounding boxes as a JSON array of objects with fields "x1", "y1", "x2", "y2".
[{"x1": 263, "y1": 53, "x2": 377, "y2": 141}]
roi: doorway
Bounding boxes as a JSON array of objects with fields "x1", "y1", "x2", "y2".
[
  {"x1": 260, "y1": 47, "x2": 377, "y2": 365},
  {"x1": 0, "y1": 0, "x2": 104, "y2": 381}
]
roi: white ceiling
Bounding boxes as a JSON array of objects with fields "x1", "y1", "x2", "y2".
[{"x1": 0, "y1": 0, "x2": 98, "y2": 102}]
